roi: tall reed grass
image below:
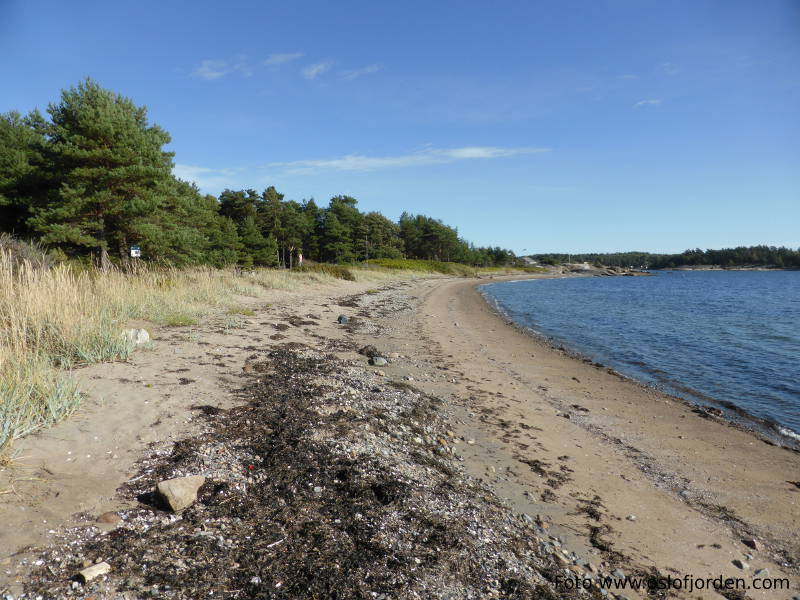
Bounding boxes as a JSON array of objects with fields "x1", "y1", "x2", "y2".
[{"x1": 0, "y1": 254, "x2": 415, "y2": 456}]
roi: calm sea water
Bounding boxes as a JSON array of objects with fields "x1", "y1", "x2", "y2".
[{"x1": 481, "y1": 271, "x2": 800, "y2": 442}]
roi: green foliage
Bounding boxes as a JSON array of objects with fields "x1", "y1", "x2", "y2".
[
  {"x1": 369, "y1": 258, "x2": 476, "y2": 277},
  {"x1": 1, "y1": 79, "x2": 517, "y2": 272},
  {"x1": 293, "y1": 263, "x2": 356, "y2": 281}
]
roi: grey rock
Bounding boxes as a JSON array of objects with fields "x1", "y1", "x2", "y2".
[
  {"x1": 122, "y1": 328, "x2": 150, "y2": 345},
  {"x1": 156, "y1": 475, "x2": 206, "y2": 512},
  {"x1": 369, "y1": 356, "x2": 388, "y2": 367},
  {"x1": 732, "y1": 559, "x2": 748, "y2": 570},
  {"x1": 753, "y1": 568, "x2": 769, "y2": 577},
  {"x1": 611, "y1": 568, "x2": 625, "y2": 578},
  {"x1": 337, "y1": 314, "x2": 349, "y2": 324}
]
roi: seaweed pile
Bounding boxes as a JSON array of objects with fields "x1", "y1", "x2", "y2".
[{"x1": 23, "y1": 344, "x2": 596, "y2": 599}]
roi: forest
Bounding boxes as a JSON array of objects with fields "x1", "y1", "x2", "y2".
[
  {"x1": 0, "y1": 79, "x2": 515, "y2": 269},
  {"x1": 531, "y1": 246, "x2": 800, "y2": 269}
]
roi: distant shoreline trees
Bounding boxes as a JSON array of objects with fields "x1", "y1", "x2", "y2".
[
  {"x1": 0, "y1": 79, "x2": 516, "y2": 269},
  {"x1": 530, "y1": 247, "x2": 800, "y2": 269}
]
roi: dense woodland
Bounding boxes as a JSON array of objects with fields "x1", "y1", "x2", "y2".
[
  {"x1": 532, "y1": 246, "x2": 800, "y2": 269},
  {"x1": 0, "y1": 79, "x2": 515, "y2": 268}
]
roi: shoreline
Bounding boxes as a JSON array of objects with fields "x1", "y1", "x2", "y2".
[
  {"x1": 477, "y1": 278, "x2": 800, "y2": 452},
  {"x1": 1, "y1": 273, "x2": 798, "y2": 598},
  {"x1": 413, "y1": 275, "x2": 799, "y2": 595}
]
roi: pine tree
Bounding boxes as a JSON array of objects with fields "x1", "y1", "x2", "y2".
[{"x1": 26, "y1": 79, "x2": 175, "y2": 266}]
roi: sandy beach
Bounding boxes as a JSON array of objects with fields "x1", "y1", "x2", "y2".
[{"x1": 2, "y1": 273, "x2": 798, "y2": 599}]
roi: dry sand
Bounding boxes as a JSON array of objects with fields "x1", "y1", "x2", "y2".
[{"x1": 1, "y1": 273, "x2": 798, "y2": 598}]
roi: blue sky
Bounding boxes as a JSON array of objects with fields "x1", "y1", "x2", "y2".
[{"x1": 2, "y1": 0, "x2": 798, "y2": 254}]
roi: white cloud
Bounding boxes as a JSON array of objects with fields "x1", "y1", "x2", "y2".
[
  {"x1": 264, "y1": 52, "x2": 304, "y2": 66},
  {"x1": 661, "y1": 62, "x2": 679, "y2": 75},
  {"x1": 341, "y1": 64, "x2": 383, "y2": 80},
  {"x1": 191, "y1": 60, "x2": 229, "y2": 80},
  {"x1": 269, "y1": 146, "x2": 550, "y2": 174},
  {"x1": 302, "y1": 61, "x2": 333, "y2": 80},
  {"x1": 634, "y1": 98, "x2": 662, "y2": 108},
  {"x1": 173, "y1": 164, "x2": 243, "y2": 190},
  {"x1": 191, "y1": 57, "x2": 253, "y2": 80}
]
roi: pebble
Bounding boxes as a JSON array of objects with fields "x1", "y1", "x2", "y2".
[
  {"x1": 313, "y1": 486, "x2": 323, "y2": 494},
  {"x1": 611, "y1": 568, "x2": 625, "y2": 578},
  {"x1": 77, "y1": 561, "x2": 111, "y2": 583},
  {"x1": 753, "y1": 568, "x2": 769, "y2": 577},
  {"x1": 742, "y1": 538, "x2": 763, "y2": 552},
  {"x1": 370, "y1": 357, "x2": 388, "y2": 367},
  {"x1": 337, "y1": 315, "x2": 349, "y2": 324},
  {"x1": 732, "y1": 559, "x2": 748, "y2": 570},
  {"x1": 625, "y1": 514, "x2": 636, "y2": 521},
  {"x1": 96, "y1": 511, "x2": 122, "y2": 524}
]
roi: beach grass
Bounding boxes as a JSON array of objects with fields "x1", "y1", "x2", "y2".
[{"x1": 0, "y1": 255, "x2": 420, "y2": 456}]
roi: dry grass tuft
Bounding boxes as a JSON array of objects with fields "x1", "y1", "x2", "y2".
[{"x1": 0, "y1": 256, "x2": 425, "y2": 455}]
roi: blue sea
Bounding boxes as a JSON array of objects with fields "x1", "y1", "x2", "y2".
[{"x1": 481, "y1": 271, "x2": 800, "y2": 444}]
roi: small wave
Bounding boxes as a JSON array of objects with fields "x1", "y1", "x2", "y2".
[{"x1": 778, "y1": 427, "x2": 800, "y2": 442}]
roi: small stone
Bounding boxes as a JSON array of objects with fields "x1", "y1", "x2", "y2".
[
  {"x1": 467, "y1": 439, "x2": 476, "y2": 445},
  {"x1": 626, "y1": 514, "x2": 637, "y2": 521},
  {"x1": 156, "y1": 475, "x2": 206, "y2": 512},
  {"x1": 587, "y1": 562, "x2": 597, "y2": 573},
  {"x1": 742, "y1": 538, "x2": 763, "y2": 552},
  {"x1": 250, "y1": 576, "x2": 262, "y2": 585},
  {"x1": 96, "y1": 511, "x2": 122, "y2": 524},
  {"x1": 611, "y1": 569, "x2": 625, "y2": 578},
  {"x1": 337, "y1": 315, "x2": 349, "y2": 324},
  {"x1": 753, "y1": 568, "x2": 769, "y2": 577},
  {"x1": 313, "y1": 486, "x2": 323, "y2": 494},
  {"x1": 77, "y1": 561, "x2": 111, "y2": 583},
  {"x1": 375, "y1": 370, "x2": 385, "y2": 377},
  {"x1": 732, "y1": 559, "x2": 748, "y2": 570},
  {"x1": 122, "y1": 328, "x2": 150, "y2": 345},
  {"x1": 369, "y1": 356, "x2": 388, "y2": 367}
]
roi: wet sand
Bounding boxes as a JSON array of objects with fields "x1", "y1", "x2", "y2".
[
  {"x1": 405, "y1": 275, "x2": 799, "y2": 597},
  {"x1": 2, "y1": 273, "x2": 798, "y2": 598}
]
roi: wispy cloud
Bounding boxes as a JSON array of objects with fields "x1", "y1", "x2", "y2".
[
  {"x1": 661, "y1": 62, "x2": 679, "y2": 75},
  {"x1": 191, "y1": 60, "x2": 229, "y2": 80},
  {"x1": 174, "y1": 164, "x2": 244, "y2": 189},
  {"x1": 269, "y1": 146, "x2": 550, "y2": 174},
  {"x1": 264, "y1": 52, "x2": 304, "y2": 66},
  {"x1": 191, "y1": 57, "x2": 253, "y2": 80},
  {"x1": 634, "y1": 98, "x2": 662, "y2": 108},
  {"x1": 341, "y1": 64, "x2": 383, "y2": 81},
  {"x1": 302, "y1": 61, "x2": 333, "y2": 80}
]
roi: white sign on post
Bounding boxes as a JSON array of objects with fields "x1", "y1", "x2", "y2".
[{"x1": 130, "y1": 245, "x2": 141, "y2": 258}]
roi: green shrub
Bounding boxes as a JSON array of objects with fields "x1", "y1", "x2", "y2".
[
  {"x1": 368, "y1": 258, "x2": 476, "y2": 277},
  {"x1": 293, "y1": 263, "x2": 356, "y2": 281}
]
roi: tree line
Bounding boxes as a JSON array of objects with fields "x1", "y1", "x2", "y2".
[
  {"x1": 0, "y1": 79, "x2": 515, "y2": 268},
  {"x1": 530, "y1": 246, "x2": 800, "y2": 269}
]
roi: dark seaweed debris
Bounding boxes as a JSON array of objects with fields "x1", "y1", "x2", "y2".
[{"x1": 24, "y1": 346, "x2": 597, "y2": 599}]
